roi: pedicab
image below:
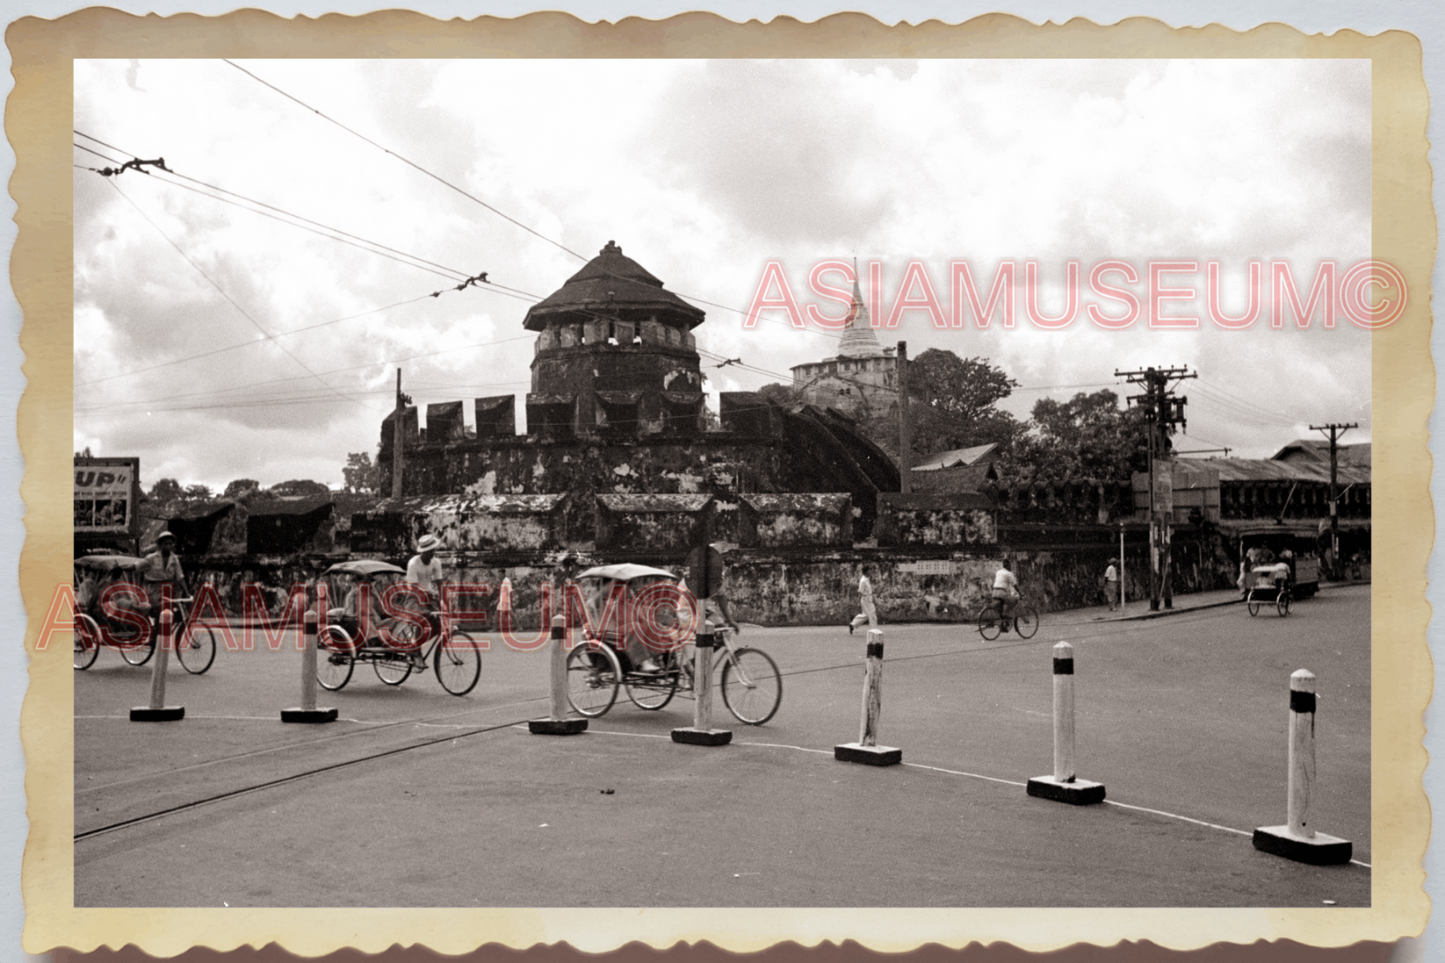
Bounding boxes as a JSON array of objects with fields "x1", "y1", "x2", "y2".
[
  {"x1": 72, "y1": 554, "x2": 217, "y2": 673},
  {"x1": 565, "y1": 563, "x2": 782, "y2": 725},
  {"x1": 1244, "y1": 562, "x2": 1293, "y2": 617},
  {"x1": 316, "y1": 558, "x2": 482, "y2": 695}
]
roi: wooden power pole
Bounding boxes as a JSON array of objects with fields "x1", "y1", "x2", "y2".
[
  {"x1": 392, "y1": 368, "x2": 412, "y2": 500},
  {"x1": 1116, "y1": 365, "x2": 1195, "y2": 610},
  {"x1": 1310, "y1": 421, "x2": 1358, "y2": 578},
  {"x1": 897, "y1": 342, "x2": 911, "y2": 493}
]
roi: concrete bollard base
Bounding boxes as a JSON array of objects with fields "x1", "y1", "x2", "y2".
[
  {"x1": 1252, "y1": 826, "x2": 1353, "y2": 865},
  {"x1": 281, "y1": 707, "x2": 339, "y2": 724},
  {"x1": 130, "y1": 706, "x2": 185, "y2": 722},
  {"x1": 834, "y1": 742, "x2": 901, "y2": 766},
  {"x1": 1027, "y1": 775, "x2": 1106, "y2": 805},
  {"x1": 529, "y1": 718, "x2": 588, "y2": 735},
  {"x1": 671, "y1": 727, "x2": 732, "y2": 746}
]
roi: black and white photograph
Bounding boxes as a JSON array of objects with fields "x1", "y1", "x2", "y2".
[{"x1": 67, "y1": 54, "x2": 1382, "y2": 911}]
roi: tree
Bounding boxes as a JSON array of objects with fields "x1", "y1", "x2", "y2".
[
  {"x1": 183, "y1": 483, "x2": 213, "y2": 499},
  {"x1": 755, "y1": 383, "x2": 801, "y2": 408},
  {"x1": 149, "y1": 478, "x2": 183, "y2": 503},
  {"x1": 1005, "y1": 389, "x2": 1151, "y2": 484},
  {"x1": 861, "y1": 349, "x2": 1024, "y2": 460},
  {"x1": 342, "y1": 453, "x2": 381, "y2": 494},
  {"x1": 269, "y1": 479, "x2": 331, "y2": 498},
  {"x1": 223, "y1": 479, "x2": 262, "y2": 500}
]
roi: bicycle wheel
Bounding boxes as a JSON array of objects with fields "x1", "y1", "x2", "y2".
[
  {"x1": 119, "y1": 626, "x2": 156, "y2": 666},
  {"x1": 177, "y1": 625, "x2": 218, "y2": 674},
  {"x1": 73, "y1": 614, "x2": 100, "y2": 670},
  {"x1": 976, "y1": 603, "x2": 1002, "y2": 641},
  {"x1": 373, "y1": 651, "x2": 412, "y2": 686},
  {"x1": 1276, "y1": 592, "x2": 1291, "y2": 617},
  {"x1": 566, "y1": 642, "x2": 620, "y2": 718},
  {"x1": 435, "y1": 631, "x2": 482, "y2": 696},
  {"x1": 1247, "y1": 592, "x2": 1261, "y2": 617},
  {"x1": 1013, "y1": 605, "x2": 1040, "y2": 639},
  {"x1": 317, "y1": 627, "x2": 354, "y2": 691},
  {"x1": 720, "y1": 647, "x2": 782, "y2": 725},
  {"x1": 626, "y1": 653, "x2": 678, "y2": 710}
]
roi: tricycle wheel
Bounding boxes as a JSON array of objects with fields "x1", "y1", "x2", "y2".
[
  {"x1": 119, "y1": 626, "x2": 156, "y2": 666},
  {"x1": 566, "y1": 642, "x2": 620, "y2": 718},
  {"x1": 177, "y1": 625, "x2": 217, "y2": 674},
  {"x1": 317, "y1": 626, "x2": 354, "y2": 691},
  {"x1": 74, "y1": 613, "x2": 101, "y2": 670},
  {"x1": 435, "y1": 631, "x2": 482, "y2": 696},
  {"x1": 626, "y1": 653, "x2": 678, "y2": 710},
  {"x1": 1247, "y1": 593, "x2": 1261, "y2": 617},
  {"x1": 721, "y1": 647, "x2": 782, "y2": 725},
  {"x1": 1276, "y1": 593, "x2": 1291, "y2": 617}
]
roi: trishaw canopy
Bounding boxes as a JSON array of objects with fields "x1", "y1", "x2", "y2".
[
  {"x1": 324, "y1": 559, "x2": 406, "y2": 577},
  {"x1": 75, "y1": 554, "x2": 147, "y2": 572},
  {"x1": 576, "y1": 563, "x2": 679, "y2": 583}
]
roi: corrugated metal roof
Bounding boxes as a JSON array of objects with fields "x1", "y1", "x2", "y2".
[
  {"x1": 1271, "y1": 438, "x2": 1372, "y2": 467},
  {"x1": 1172, "y1": 456, "x2": 1370, "y2": 485},
  {"x1": 912, "y1": 443, "x2": 999, "y2": 471}
]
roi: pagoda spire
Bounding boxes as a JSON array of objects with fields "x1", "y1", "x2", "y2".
[{"x1": 837, "y1": 258, "x2": 885, "y2": 359}]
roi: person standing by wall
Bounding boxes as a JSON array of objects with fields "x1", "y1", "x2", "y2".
[
  {"x1": 848, "y1": 564, "x2": 878, "y2": 635},
  {"x1": 1104, "y1": 557, "x2": 1119, "y2": 611}
]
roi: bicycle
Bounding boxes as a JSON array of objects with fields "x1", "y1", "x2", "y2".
[
  {"x1": 975, "y1": 596, "x2": 1040, "y2": 641},
  {"x1": 317, "y1": 609, "x2": 482, "y2": 696},
  {"x1": 566, "y1": 625, "x2": 783, "y2": 725},
  {"x1": 73, "y1": 597, "x2": 218, "y2": 675}
]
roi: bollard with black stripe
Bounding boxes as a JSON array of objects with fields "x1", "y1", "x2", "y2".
[
  {"x1": 834, "y1": 629, "x2": 901, "y2": 766},
  {"x1": 1252, "y1": 669, "x2": 1352, "y2": 864},
  {"x1": 130, "y1": 607, "x2": 184, "y2": 722},
  {"x1": 672, "y1": 621, "x2": 732, "y2": 746},
  {"x1": 529, "y1": 615, "x2": 588, "y2": 735},
  {"x1": 1027, "y1": 641, "x2": 1105, "y2": 804},
  {"x1": 282, "y1": 609, "x2": 339, "y2": 723}
]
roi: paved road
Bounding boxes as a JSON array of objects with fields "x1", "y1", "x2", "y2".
[{"x1": 73, "y1": 586, "x2": 1370, "y2": 907}]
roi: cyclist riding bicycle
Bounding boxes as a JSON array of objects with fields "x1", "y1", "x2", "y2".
[
  {"x1": 992, "y1": 559, "x2": 1021, "y2": 628},
  {"x1": 140, "y1": 531, "x2": 187, "y2": 627},
  {"x1": 403, "y1": 534, "x2": 446, "y2": 669}
]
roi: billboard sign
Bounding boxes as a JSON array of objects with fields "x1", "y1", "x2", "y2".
[{"x1": 74, "y1": 457, "x2": 140, "y2": 534}]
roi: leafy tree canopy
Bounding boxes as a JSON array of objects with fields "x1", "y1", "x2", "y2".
[
  {"x1": 148, "y1": 478, "x2": 183, "y2": 502},
  {"x1": 268, "y1": 479, "x2": 331, "y2": 498},
  {"x1": 342, "y1": 452, "x2": 382, "y2": 494},
  {"x1": 223, "y1": 478, "x2": 262, "y2": 500},
  {"x1": 1003, "y1": 389, "x2": 1151, "y2": 484}
]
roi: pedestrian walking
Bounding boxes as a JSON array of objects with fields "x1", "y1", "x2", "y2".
[
  {"x1": 848, "y1": 565, "x2": 878, "y2": 635},
  {"x1": 1104, "y1": 557, "x2": 1119, "y2": 611}
]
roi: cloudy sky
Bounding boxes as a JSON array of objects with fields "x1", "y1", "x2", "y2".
[{"x1": 73, "y1": 58, "x2": 1373, "y2": 493}]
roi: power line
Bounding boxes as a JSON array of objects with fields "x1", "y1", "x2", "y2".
[{"x1": 96, "y1": 178, "x2": 379, "y2": 411}]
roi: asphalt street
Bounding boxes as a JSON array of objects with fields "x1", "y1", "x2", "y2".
[{"x1": 72, "y1": 585, "x2": 1371, "y2": 907}]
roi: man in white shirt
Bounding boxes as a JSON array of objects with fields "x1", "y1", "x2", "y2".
[
  {"x1": 404, "y1": 534, "x2": 445, "y2": 667},
  {"x1": 848, "y1": 565, "x2": 878, "y2": 635},
  {"x1": 992, "y1": 560, "x2": 1021, "y2": 625},
  {"x1": 1104, "y1": 557, "x2": 1119, "y2": 611}
]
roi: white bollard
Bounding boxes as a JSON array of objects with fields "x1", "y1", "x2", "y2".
[
  {"x1": 130, "y1": 608, "x2": 184, "y2": 722},
  {"x1": 283, "y1": 608, "x2": 338, "y2": 723},
  {"x1": 834, "y1": 629, "x2": 900, "y2": 766},
  {"x1": 530, "y1": 614, "x2": 587, "y2": 735},
  {"x1": 1253, "y1": 669, "x2": 1352, "y2": 864},
  {"x1": 672, "y1": 620, "x2": 732, "y2": 746},
  {"x1": 1027, "y1": 641, "x2": 1105, "y2": 804}
]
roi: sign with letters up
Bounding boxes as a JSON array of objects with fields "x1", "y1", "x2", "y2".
[{"x1": 74, "y1": 457, "x2": 140, "y2": 534}]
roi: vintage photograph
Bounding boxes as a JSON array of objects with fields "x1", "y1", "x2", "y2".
[{"x1": 64, "y1": 50, "x2": 1391, "y2": 929}]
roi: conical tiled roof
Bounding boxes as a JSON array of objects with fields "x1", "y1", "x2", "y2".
[
  {"x1": 837, "y1": 274, "x2": 885, "y2": 358},
  {"x1": 524, "y1": 240, "x2": 705, "y2": 332}
]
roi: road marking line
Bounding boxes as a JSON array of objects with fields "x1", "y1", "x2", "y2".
[{"x1": 561, "y1": 727, "x2": 1372, "y2": 867}]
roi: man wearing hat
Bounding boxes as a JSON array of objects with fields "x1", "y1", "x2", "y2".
[
  {"x1": 141, "y1": 530, "x2": 187, "y2": 620},
  {"x1": 403, "y1": 535, "x2": 446, "y2": 665}
]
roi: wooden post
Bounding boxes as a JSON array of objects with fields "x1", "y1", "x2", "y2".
[
  {"x1": 530, "y1": 614, "x2": 587, "y2": 734},
  {"x1": 1253, "y1": 669, "x2": 1352, "y2": 863},
  {"x1": 1118, "y1": 524, "x2": 1126, "y2": 614},
  {"x1": 672, "y1": 621, "x2": 732, "y2": 746},
  {"x1": 834, "y1": 629, "x2": 900, "y2": 765},
  {"x1": 282, "y1": 608, "x2": 338, "y2": 723},
  {"x1": 1027, "y1": 642, "x2": 1105, "y2": 803},
  {"x1": 130, "y1": 608, "x2": 184, "y2": 721},
  {"x1": 897, "y1": 342, "x2": 911, "y2": 493}
]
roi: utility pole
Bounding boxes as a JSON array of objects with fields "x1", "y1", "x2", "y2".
[
  {"x1": 1310, "y1": 422, "x2": 1358, "y2": 578},
  {"x1": 1116, "y1": 365, "x2": 1196, "y2": 610},
  {"x1": 897, "y1": 342, "x2": 911, "y2": 494},
  {"x1": 392, "y1": 368, "x2": 412, "y2": 500}
]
